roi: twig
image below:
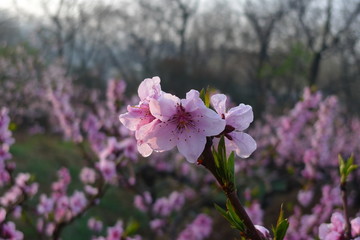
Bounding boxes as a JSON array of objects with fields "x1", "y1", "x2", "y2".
[
  {"x1": 200, "y1": 138, "x2": 263, "y2": 240},
  {"x1": 341, "y1": 182, "x2": 352, "y2": 239}
]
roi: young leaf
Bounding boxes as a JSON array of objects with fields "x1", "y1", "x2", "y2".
[
  {"x1": 125, "y1": 219, "x2": 140, "y2": 236},
  {"x1": 272, "y1": 204, "x2": 289, "y2": 240},
  {"x1": 215, "y1": 204, "x2": 238, "y2": 229},
  {"x1": 215, "y1": 202, "x2": 246, "y2": 232},
  {"x1": 218, "y1": 136, "x2": 226, "y2": 160},
  {"x1": 338, "y1": 154, "x2": 358, "y2": 184},
  {"x1": 228, "y1": 152, "x2": 235, "y2": 186},
  {"x1": 199, "y1": 87, "x2": 211, "y2": 107}
]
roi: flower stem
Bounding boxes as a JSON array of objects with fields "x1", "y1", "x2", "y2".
[
  {"x1": 226, "y1": 190, "x2": 263, "y2": 240},
  {"x1": 341, "y1": 182, "x2": 352, "y2": 239},
  {"x1": 200, "y1": 138, "x2": 263, "y2": 240}
]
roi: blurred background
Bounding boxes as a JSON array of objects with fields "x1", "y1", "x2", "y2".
[{"x1": 2, "y1": 0, "x2": 360, "y2": 117}]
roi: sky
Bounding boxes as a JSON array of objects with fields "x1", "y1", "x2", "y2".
[
  {"x1": 1, "y1": 0, "x2": 217, "y2": 17},
  {"x1": 1, "y1": 0, "x2": 123, "y2": 16},
  {"x1": 1, "y1": 0, "x2": 44, "y2": 16}
]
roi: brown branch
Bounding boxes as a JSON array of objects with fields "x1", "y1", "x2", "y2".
[
  {"x1": 341, "y1": 182, "x2": 352, "y2": 240},
  {"x1": 200, "y1": 138, "x2": 263, "y2": 240}
]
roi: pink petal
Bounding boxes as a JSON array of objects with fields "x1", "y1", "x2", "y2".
[
  {"x1": 351, "y1": 217, "x2": 360, "y2": 236},
  {"x1": 226, "y1": 104, "x2": 254, "y2": 131},
  {"x1": 210, "y1": 94, "x2": 227, "y2": 115},
  {"x1": 119, "y1": 111, "x2": 142, "y2": 131},
  {"x1": 192, "y1": 107, "x2": 226, "y2": 137},
  {"x1": 137, "y1": 142, "x2": 153, "y2": 157},
  {"x1": 177, "y1": 131, "x2": 206, "y2": 163},
  {"x1": 135, "y1": 119, "x2": 160, "y2": 142},
  {"x1": 228, "y1": 132, "x2": 257, "y2": 158},
  {"x1": 144, "y1": 121, "x2": 178, "y2": 151},
  {"x1": 119, "y1": 103, "x2": 153, "y2": 131},
  {"x1": 331, "y1": 212, "x2": 345, "y2": 233},
  {"x1": 138, "y1": 76, "x2": 161, "y2": 102},
  {"x1": 319, "y1": 223, "x2": 332, "y2": 239},
  {"x1": 254, "y1": 225, "x2": 271, "y2": 239},
  {"x1": 149, "y1": 93, "x2": 179, "y2": 122},
  {"x1": 181, "y1": 90, "x2": 204, "y2": 112}
]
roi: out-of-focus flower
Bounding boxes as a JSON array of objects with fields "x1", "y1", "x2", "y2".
[
  {"x1": 80, "y1": 167, "x2": 97, "y2": 184},
  {"x1": 177, "y1": 213, "x2": 212, "y2": 240},
  {"x1": 88, "y1": 218, "x2": 103, "y2": 232},
  {"x1": 69, "y1": 191, "x2": 87, "y2": 216}
]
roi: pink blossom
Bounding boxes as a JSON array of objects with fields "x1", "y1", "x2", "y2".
[
  {"x1": 24, "y1": 182, "x2": 38, "y2": 197},
  {"x1": 352, "y1": 217, "x2": 360, "y2": 236},
  {"x1": 88, "y1": 218, "x2": 103, "y2": 232},
  {"x1": 211, "y1": 94, "x2": 256, "y2": 158},
  {"x1": 134, "y1": 196, "x2": 147, "y2": 212},
  {"x1": 106, "y1": 221, "x2": 124, "y2": 240},
  {"x1": 37, "y1": 194, "x2": 54, "y2": 215},
  {"x1": 331, "y1": 212, "x2": 345, "y2": 233},
  {"x1": 98, "y1": 160, "x2": 117, "y2": 182},
  {"x1": 1, "y1": 221, "x2": 24, "y2": 240},
  {"x1": 85, "y1": 185, "x2": 99, "y2": 195},
  {"x1": 177, "y1": 214, "x2": 212, "y2": 240},
  {"x1": 0, "y1": 208, "x2": 6, "y2": 223},
  {"x1": 245, "y1": 201, "x2": 264, "y2": 225},
  {"x1": 107, "y1": 79, "x2": 126, "y2": 113},
  {"x1": 118, "y1": 137, "x2": 138, "y2": 161},
  {"x1": 69, "y1": 191, "x2": 87, "y2": 215},
  {"x1": 119, "y1": 77, "x2": 163, "y2": 157},
  {"x1": 80, "y1": 167, "x2": 97, "y2": 184},
  {"x1": 153, "y1": 198, "x2": 172, "y2": 217},
  {"x1": 54, "y1": 196, "x2": 70, "y2": 222},
  {"x1": 191, "y1": 214, "x2": 213, "y2": 237},
  {"x1": 143, "y1": 90, "x2": 226, "y2": 163},
  {"x1": 46, "y1": 222, "x2": 55, "y2": 236},
  {"x1": 168, "y1": 191, "x2": 185, "y2": 211},
  {"x1": 0, "y1": 186, "x2": 22, "y2": 207},
  {"x1": 297, "y1": 189, "x2": 314, "y2": 207},
  {"x1": 150, "y1": 218, "x2": 165, "y2": 231},
  {"x1": 12, "y1": 206, "x2": 22, "y2": 219},
  {"x1": 255, "y1": 225, "x2": 271, "y2": 239},
  {"x1": 134, "y1": 191, "x2": 152, "y2": 212},
  {"x1": 15, "y1": 173, "x2": 30, "y2": 187}
]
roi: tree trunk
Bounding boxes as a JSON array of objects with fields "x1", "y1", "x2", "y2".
[{"x1": 308, "y1": 51, "x2": 322, "y2": 86}]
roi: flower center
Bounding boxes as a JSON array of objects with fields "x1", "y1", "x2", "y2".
[{"x1": 169, "y1": 104, "x2": 194, "y2": 132}]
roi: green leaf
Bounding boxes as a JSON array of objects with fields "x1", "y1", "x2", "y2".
[
  {"x1": 212, "y1": 149, "x2": 220, "y2": 168},
  {"x1": 272, "y1": 204, "x2": 289, "y2": 240},
  {"x1": 274, "y1": 220, "x2": 289, "y2": 240},
  {"x1": 338, "y1": 154, "x2": 358, "y2": 184},
  {"x1": 214, "y1": 204, "x2": 236, "y2": 227},
  {"x1": 199, "y1": 87, "x2": 211, "y2": 107},
  {"x1": 226, "y1": 200, "x2": 246, "y2": 231},
  {"x1": 215, "y1": 204, "x2": 230, "y2": 219},
  {"x1": 214, "y1": 202, "x2": 246, "y2": 232},
  {"x1": 218, "y1": 136, "x2": 226, "y2": 160},
  {"x1": 228, "y1": 152, "x2": 235, "y2": 186},
  {"x1": 200, "y1": 88, "x2": 206, "y2": 104},
  {"x1": 276, "y1": 204, "x2": 284, "y2": 227},
  {"x1": 125, "y1": 219, "x2": 140, "y2": 236}
]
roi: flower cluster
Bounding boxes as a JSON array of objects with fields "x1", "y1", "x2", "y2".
[
  {"x1": 176, "y1": 214, "x2": 213, "y2": 240},
  {"x1": 319, "y1": 212, "x2": 360, "y2": 240},
  {"x1": 36, "y1": 168, "x2": 90, "y2": 236},
  {"x1": 0, "y1": 108, "x2": 38, "y2": 240},
  {"x1": 0, "y1": 108, "x2": 15, "y2": 186},
  {"x1": 120, "y1": 77, "x2": 256, "y2": 163},
  {"x1": 90, "y1": 220, "x2": 142, "y2": 240}
]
